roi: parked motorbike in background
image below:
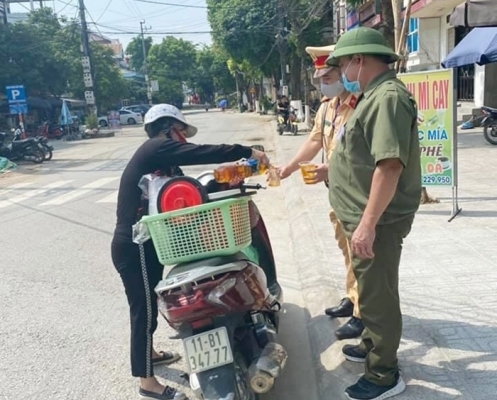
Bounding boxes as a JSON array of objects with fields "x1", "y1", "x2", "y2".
[
  {"x1": 13, "y1": 127, "x2": 53, "y2": 161},
  {"x1": 138, "y1": 155, "x2": 287, "y2": 400},
  {"x1": 0, "y1": 130, "x2": 45, "y2": 164},
  {"x1": 482, "y1": 106, "x2": 497, "y2": 145}
]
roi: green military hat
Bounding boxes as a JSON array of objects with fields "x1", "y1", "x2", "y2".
[{"x1": 326, "y1": 27, "x2": 399, "y2": 65}]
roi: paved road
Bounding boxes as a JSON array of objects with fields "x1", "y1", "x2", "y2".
[
  {"x1": 0, "y1": 111, "x2": 318, "y2": 400},
  {"x1": 274, "y1": 124, "x2": 497, "y2": 400}
]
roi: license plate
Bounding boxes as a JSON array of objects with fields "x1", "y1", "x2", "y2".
[{"x1": 183, "y1": 327, "x2": 234, "y2": 373}]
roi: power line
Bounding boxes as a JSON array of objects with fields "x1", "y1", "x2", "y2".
[
  {"x1": 95, "y1": 0, "x2": 113, "y2": 22},
  {"x1": 131, "y1": 0, "x2": 206, "y2": 8}
]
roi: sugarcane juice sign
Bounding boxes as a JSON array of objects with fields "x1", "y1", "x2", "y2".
[{"x1": 399, "y1": 69, "x2": 454, "y2": 186}]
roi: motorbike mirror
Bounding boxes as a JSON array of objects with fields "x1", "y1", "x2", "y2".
[{"x1": 250, "y1": 144, "x2": 265, "y2": 152}]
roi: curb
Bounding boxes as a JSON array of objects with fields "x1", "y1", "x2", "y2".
[{"x1": 270, "y1": 121, "x2": 359, "y2": 399}]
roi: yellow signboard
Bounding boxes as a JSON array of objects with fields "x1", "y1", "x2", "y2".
[{"x1": 399, "y1": 69, "x2": 454, "y2": 186}]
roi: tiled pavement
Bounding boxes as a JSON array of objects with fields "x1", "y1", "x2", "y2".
[{"x1": 272, "y1": 125, "x2": 497, "y2": 399}]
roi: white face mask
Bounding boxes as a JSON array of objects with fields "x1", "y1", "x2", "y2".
[{"x1": 320, "y1": 80, "x2": 345, "y2": 99}]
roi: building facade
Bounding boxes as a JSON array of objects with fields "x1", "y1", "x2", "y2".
[{"x1": 342, "y1": 0, "x2": 488, "y2": 107}]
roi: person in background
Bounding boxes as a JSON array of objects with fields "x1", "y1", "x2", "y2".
[
  {"x1": 111, "y1": 104, "x2": 269, "y2": 400},
  {"x1": 327, "y1": 27, "x2": 421, "y2": 400},
  {"x1": 278, "y1": 44, "x2": 364, "y2": 340},
  {"x1": 276, "y1": 95, "x2": 290, "y2": 127}
]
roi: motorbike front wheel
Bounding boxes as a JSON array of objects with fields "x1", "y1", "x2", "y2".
[
  {"x1": 43, "y1": 145, "x2": 53, "y2": 161},
  {"x1": 31, "y1": 148, "x2": 45, "y2": 164},
  {"x1": 483, "y1": 122, "x2": 497, "y2": 145}
]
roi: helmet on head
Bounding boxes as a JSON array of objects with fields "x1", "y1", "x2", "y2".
[{"x1": 144, "y1": 104, "x2": 198, "y2": 138}]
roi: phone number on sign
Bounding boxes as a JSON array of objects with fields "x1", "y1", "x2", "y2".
[{"x1": 422, "y1": 175, "x2": 451, "y2": 185}]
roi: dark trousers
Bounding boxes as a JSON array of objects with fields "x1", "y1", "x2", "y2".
[
  {"x1": 111, "y1": 239, "x2": 164, "y2": 378},
  {"x1": 341, "y1": 216, "x2": 414, "y2": 386}
]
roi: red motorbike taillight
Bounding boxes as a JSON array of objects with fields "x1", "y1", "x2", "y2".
[{"x1": 158, "y1": 264, "x2": 269, "y2": 330}]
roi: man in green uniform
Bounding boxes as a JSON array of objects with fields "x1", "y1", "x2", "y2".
[{"x1": 326, "y1": 28, "x2": 421, "y2": 400}]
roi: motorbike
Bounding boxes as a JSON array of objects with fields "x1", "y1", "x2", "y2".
[
  {"x1": 482, "y1": 106, "x2": 497, "y2": 145},
  {"x1": 38, "y1": 121, "x2": 64, "y2": 140},
  {"x1": 277, "y1": 108, "x2": 298, "y2": 136},
  {"x1": 140, "y1": 163, "x2": 286, "y2": 400},
  {"x1": 13, "y1": 128, "x2": 53, "y2": 161},
  {"x1": 0, "y1": 130, "x2": 45, "y2": 164}
]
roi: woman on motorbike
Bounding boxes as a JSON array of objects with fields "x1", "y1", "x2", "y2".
[{"x1": 111, "y1": 104, "x2": 269, "y2": 400}]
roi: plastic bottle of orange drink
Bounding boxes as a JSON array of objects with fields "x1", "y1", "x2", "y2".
[{"x1": 214, "y1": 159, "x2": 269, "y2": 184}]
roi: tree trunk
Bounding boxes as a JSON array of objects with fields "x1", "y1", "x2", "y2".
[
  {"x1": 379, "y1": 0, "x2": 395, "y2": 49},
  {"x1": 290, "y1": 52, "x2": 302, "y2": 99}
]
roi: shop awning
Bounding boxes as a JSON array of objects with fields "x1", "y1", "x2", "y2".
[
  {"x1": 442, "y1": 27, "x2": 497, "y2": 67},
  {"x1": 450, "y1": 0, "x2": 497, "y2": 27}
]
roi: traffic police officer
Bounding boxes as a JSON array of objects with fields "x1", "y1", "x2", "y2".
[
  {"x1": 278, "y1": 44, "x2": 364, "y2": 340},
  {"x1": 327, "y1": 28, "x2": 421, "y2": 400}
]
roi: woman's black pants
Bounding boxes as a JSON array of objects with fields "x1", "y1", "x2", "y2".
[{"x1": 111, "y1": 239, "x2": 164, "y2": 378}]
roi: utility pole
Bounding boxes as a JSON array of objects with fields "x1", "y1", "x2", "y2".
[
  {"x1": 140, "y1": 20, "x2": 153, "y2": 105},
  {"x1": 277, "y1": 0, "x2": 287, "y2": 96},
  {"x1": 78, "y1": 0, "x2": 97, "y2": 115}
]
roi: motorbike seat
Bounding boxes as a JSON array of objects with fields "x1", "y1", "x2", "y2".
[
  {"x1": 482, "y1": 106, "x2": 497, "y2": 114},
  {"x1": 157, "y1": 252, "x2": 252, "y2": 293},
  {"x1": 14, "y1": 139, "x2": 32, "y2": 144}
]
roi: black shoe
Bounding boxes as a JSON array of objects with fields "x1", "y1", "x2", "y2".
[
  {"x1": 335, "y1": 317, "x2": 364, "y2": 340},
  {"x1": 152, "y1": 351, "x2": 181, "y2": 366},
  {"x1": 139, "y1": 386, "x2": 186, "y2": 400},
  {"x1": 345, "y1": 373, "x2": 406, "y2": 400},
  {"x1": 325, "y1": 297, "x2": 354, "y2": 318},
  {"x1": 342, "y1": 344, "x2": 368, "y2": 363}
]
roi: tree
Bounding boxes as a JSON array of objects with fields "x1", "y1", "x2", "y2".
[
  {"x1": 206, "y1": 0, "x2": 280, "y2": 78},
  {"x1": 126, "y1": 36, "x2": 153, "y2": 72},
  {"x1": 146, "y1": 36, "x2": 197, "y2": 107}
]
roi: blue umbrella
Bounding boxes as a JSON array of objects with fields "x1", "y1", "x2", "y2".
[
  {"x1": 60, "y1": 99, "x2": 73, "y2": 126},
  {"x1": 441, "y1": 27, "x2": 497, "y2": 68}
]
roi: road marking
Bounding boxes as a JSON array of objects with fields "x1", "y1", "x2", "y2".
[
  {"x1": 0, "y1": 182, "x2": 34, "y2": 197},
  {"x1": 96, "y1": 190, "x2": 118, "y2": 203},
  {"x1": 0, "y1": 181, "x2": 73, "y2": 209},
  {"x1": 40, "y1": 177, "x2": 119, "y2": 206}
]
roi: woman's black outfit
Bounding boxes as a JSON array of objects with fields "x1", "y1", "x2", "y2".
[{"x1": 111, "y1": 137, "x2": 252, "y2": 377}]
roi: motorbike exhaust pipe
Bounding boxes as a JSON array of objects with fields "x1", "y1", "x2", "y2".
[{"x1": 247, "y1": 342, "x2": 288, "y2": 394}]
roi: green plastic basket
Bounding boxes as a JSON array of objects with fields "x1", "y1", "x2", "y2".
[{"x1": 141, "y1": 197, "x2": 252, "y2": 265}]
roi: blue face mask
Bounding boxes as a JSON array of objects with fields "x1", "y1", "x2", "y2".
[{"x1": 342, "y1": 61, "x2": 362, "y2": 93}]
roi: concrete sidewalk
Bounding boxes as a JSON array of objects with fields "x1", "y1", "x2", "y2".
[{"x1": 271, "y1": 123, "x2": 497, "y2": 400}]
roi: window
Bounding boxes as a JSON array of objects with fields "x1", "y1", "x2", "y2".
[{"x1": 407, "y1": 18, "x2": 419, "y2": 53}]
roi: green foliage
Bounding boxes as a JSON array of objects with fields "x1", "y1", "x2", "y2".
[
  {"x1": 206, "y1": 0, "x2": 280, "y2": 77},
  {"x1": 0, "y1": 8, "x2": 127, "y2": 112},
  {"x1": 85, "y1": 113, "x2": 98, "y2": 129},
  {"x1": 125, "y1": 36, "x2": 153, "y2": 71}
]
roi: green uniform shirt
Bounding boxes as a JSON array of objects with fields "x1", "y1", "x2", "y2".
[{"x1": 328, "y1": 69, "x2": 421, "y2": 225}]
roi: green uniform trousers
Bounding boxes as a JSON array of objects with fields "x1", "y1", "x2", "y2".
[{"x1": 341, "y1": 215, "x2": 414, "y2": 386}]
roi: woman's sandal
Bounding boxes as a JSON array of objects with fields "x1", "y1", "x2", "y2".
[
  {"x1": 139, "y1": 386, "x2": 186, "y2": 400},
  {"x1": 152, "y1": 351, "x2": 181, "y2": 366}
]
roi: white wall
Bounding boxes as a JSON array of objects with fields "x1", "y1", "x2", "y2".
[
  {"x1": 474, "y1": 65, "x2": 485, "y2": 107},
  {"x1": 407, "y1": 17, "x2": 442, "y2": 71}
]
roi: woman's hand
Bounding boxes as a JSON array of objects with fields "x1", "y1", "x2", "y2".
[{"x1": 251, "y1": 149, "x2": 270, "y2": 166}]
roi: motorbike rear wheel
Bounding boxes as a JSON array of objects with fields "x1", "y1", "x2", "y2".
[
  {"x1": 233, "y1": 350, "x2": 259, "y2": 400},
  {"x1": 483, "y1": 122, "x2": 497, "y2": 145}
]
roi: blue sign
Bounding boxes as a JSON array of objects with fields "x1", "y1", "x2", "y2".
[
  {"x1": 9, "y1": 103, "x2": 28, "y2": 114},
  {"x1": 6, "y1": 85, "x2": 26, "y2": 103},
  {"x1": 347, "y1": 10, "x2": 360, "y2": 30},
  {"x1": 6, "y1": 85, "x2": 28, "y2": 114}
]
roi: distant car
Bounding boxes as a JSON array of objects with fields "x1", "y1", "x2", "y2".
[
  {"x1": 98, "y1": 110, "x2": 143, "y2": 127},
  {"x1": 121, "y1": 104, "x2": 151, "y2": 117}
]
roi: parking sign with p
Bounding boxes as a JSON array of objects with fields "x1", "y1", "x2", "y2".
[{"x1": 6, "y1": 85, "x2": 26, "y2": 104}]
